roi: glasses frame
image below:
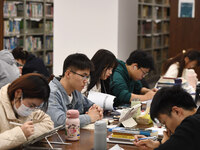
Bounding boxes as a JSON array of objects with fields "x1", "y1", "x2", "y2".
[
  {"x1": 70, "y1": 70, "x2": 90, "y2": 81},
  {"x1": 140, "y1": 68, "x2": 149, "y2": 77}
]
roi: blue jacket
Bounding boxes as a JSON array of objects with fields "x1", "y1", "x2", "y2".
[{"x1": 47, "y1": 77, "x2": 94, "y2": 127}]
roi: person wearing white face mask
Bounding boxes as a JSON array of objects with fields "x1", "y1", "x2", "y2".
[
  {"x1": 13, "y1": 93, "x2": 37, "y2": 117},
  {"x1": 0, "y1": 73, "x2": 54, "y2": 149}
]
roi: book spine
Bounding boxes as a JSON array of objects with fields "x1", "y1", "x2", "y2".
[
  {"x1": 112, "y1": 129, "x2": 140, "y2": 135},
  {"x1": 112, "y1": 129, "x2": 153, "y2": 136},
  {"x1": 111, "y1": 134, "x2": 135, "y2": 139}
]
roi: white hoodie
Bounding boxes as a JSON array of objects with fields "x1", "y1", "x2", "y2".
[{"x1": 0, "y1": 49, "x2": 20, "y2": 88}]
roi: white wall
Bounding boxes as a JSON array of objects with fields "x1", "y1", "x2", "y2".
[
  {"x1": 54, "y1": 0, "x2": 137, "y2": 76},
  {"x1": 118, "y1": 0, "x2": 138, "y2": 61}
]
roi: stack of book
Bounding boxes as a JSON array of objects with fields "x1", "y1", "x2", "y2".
[
  {"x1": 107, "y1": 127, "x2": 158, "y2": 145},
  {"x1": 156, "y1": 77, "x2": 187, "y2": 89}
]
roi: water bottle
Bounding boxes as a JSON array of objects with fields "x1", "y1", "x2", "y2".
[
  {"x1": 94, "y1": 120, "x2": 107, "y2": 150},
  {"x1": 65, "y1": 110, "x2": 80, "y2": 141},
  {"x1": 131, "y1": 98, "x2": 141, "y2": 119}
]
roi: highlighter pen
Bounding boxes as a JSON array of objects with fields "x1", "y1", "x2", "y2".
[{"x1": 9, "y1": 121, "x2": 23, "y2": 126}]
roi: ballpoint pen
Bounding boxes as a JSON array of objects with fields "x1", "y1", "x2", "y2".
[{"x1": 9, "y1": 121, "x2": 23, "y2": 126}]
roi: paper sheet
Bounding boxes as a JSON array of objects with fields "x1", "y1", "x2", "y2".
[
  {"x1": 109, "y1": 144, "x2": 124, "y2": 150},
  {"x1": 88, "y1": 91, "x2": 115, "y2": 110},
  {"x1": 119, "y1": 104, "x2": 141, "y2": 123}
]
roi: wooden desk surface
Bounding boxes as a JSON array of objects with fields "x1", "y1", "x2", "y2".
[{"x1": 35, "y1": 129, "x2": 139, "y2": 150}]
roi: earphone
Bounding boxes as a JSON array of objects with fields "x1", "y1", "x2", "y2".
[{"x1": 133, "y1": 66, "x2": 137, "y2": 70}]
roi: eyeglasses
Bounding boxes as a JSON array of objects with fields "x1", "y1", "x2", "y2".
[
  {"x1": 70, "y1": 70, "x2": 90, "y2": 81},
  {"x1": 26, "y1": 102, "x2": 41, "y2": 110},
  {"x1": 140, "y1": 68, "x2": 149, "y2": 77}
]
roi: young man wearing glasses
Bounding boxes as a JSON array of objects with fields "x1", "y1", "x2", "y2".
[
  {"x1": 47, "y1": 53, "x2": 103, "y2": 127},
  {"x1": 110, "y1": 50, "x2": 156, "y2": 107}
]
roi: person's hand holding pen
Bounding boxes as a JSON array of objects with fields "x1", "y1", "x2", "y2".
[
  {"x1": 21, "y1": 121, "x2": 34, "y2": 138},
  {"x1": 133, "y1": 135, "x2": 160, "y2": 150},
  {"x1": 151, "y1": 88, "x2": 158, "y2": 92}
]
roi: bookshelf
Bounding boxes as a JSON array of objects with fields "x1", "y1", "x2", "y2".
[
  {"x1": 138, "y1": 0, "x2": 170, "y2": 81},
  {"x1": 3, "y1": 0, "x2": 53, "y2": 73}
]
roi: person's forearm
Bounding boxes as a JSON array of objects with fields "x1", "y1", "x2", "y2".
[
  {"x1": 140, "y1": 87, "x2": 151, "y2": 94},
  {"x1": 130, "y1": 93, "x2": 150, "y2": 102}
]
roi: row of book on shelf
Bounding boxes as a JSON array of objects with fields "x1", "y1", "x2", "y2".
[
  {"x1": 45, "y1": 52, "x2": 53, "y2": 65},
  {"x1": 45, "y1": 21, "x2": 53, "y2": 33},
  {"x1": 139, "y1": 0, "x2": 170, "y2": 5},
  {"x1": 4, "y1": 1, "x2": 53, "y2": 18},
  {"x1": 4, "y1": 20, "x2": 53, "y2": 36},
  {"x1": 45, "y1": 3, "x2": 54, "y2": 17},
  {"x1": 26, "y1": 3, "x2": 43, "y2": 18},
  {"x1": 4, "y1": 36, "x2": 53, "y2": 51},
  {"x1": 140, "y1": 6, "x2": 169, "y2": 19},
  {"x1": 3, "y1": 1, "x2": 20, "y2": 17},
  {"x1": 139, "y1": 35, "x2": 169, "y2": 49},
  {"x1": 4, "y1": 20, "x2": 21, "y2": 35},
  {"x1": 25, "y1": 36, "x2": 42, "y2": 51},
  {"x1": 139, "y1": 21, "x2": 169, "y2": 34}
]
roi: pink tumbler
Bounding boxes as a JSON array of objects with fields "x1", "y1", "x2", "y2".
[{"x1": 65, "y1": 110, "x2": 80, "y2": 141}]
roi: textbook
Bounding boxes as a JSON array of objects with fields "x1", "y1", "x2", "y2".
[
  {"x1": 107, "y1": 138, "x2": 134, "y2": 145},
  {"x1": 88, "y1": 91, "x2": 115, "y2": 110},
  {"x1": 108, "y1": 127, "x2": 158, "y2": 136},
  {"x1": 110, "y1": 133, "x2": 135, "y2": 139}
]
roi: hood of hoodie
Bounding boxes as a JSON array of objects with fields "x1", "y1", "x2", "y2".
[{"x1": 0, "y1": 50, "x2": 16, "y2": 65}]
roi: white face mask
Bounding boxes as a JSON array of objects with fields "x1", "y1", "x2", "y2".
[{"x1": 14, "y1": 94, "x2": 34, "y2": 117}]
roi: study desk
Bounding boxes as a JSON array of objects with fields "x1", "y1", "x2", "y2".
[{"x1": 32, "y1": 129, "x2": 139, "y2": 150}]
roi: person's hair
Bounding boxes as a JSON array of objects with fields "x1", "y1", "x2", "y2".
[
  {"x1": 126, "y1": 50, "x2": 154, "y2": 70},
  {"x1": 150, "y1": 86, "x2": 197, "y2": 122},
  {"x1": 162, "y1": 49, "x2": 200, "y2": 77},
  {"x1": 62, "y1": 53, "x2": 94, "y2": 77},
  {"x1": 12, "y1": 47, "x2": 29, "y2": 60},
  {"x1": 87, "y1": 49, "x2": 118, "y2": 92},
  {"x1": 7, "y1": 73, "x2": 50, "y2": 112}
]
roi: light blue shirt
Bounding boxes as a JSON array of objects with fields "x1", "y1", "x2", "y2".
[{"x1": 47, "y1": 77, "x2": 94, "y2": 127}]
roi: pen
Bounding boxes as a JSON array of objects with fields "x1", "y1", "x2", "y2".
[
  {"x1": 131, "y1": 136, "x2": 157, "y2": 141},
  {"x1": 9, "y1": 121, "x2": 23, "y2": 126},
  {"x1": 138, "y1": 136, "x2": 157, "y2": 141}
]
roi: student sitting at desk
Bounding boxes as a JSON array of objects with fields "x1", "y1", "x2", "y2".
[
  {"x1": 12, "y1": 47, "x2": 50, "y2": 78},
  {"x1": 0, "y1": 49, "x2": 20, "y2": 89},
  {"x1": 82, "y1": 49, "x2": 118, "y2": 96},
  {"x1": 134, "y1": 86, "x2": 200, "y2": 150},
  {"x1": 47, "y1": 53, "x2": 103, "y2": 128},
  {"x1": 110, "y1": 50, "x2": 156, "y2": 107},
  {"x1": 0, "y1": 73, "x2": 54, "y2": 149},
  {"x1": 161, "y1": 49, "x2": 200, "y2": 88}
]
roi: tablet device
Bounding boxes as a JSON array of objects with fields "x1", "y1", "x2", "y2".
[{"x1": 23, "y1": 125, "x2": 65, "y2": 147}]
